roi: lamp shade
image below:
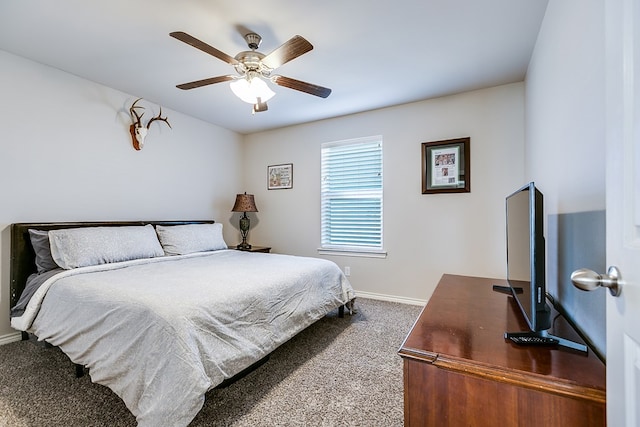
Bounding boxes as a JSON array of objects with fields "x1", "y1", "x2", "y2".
[
  {"x1": 231, "y1": 193, "x2": 258, "y2": 213},
  {"x1": 230, "y1": 76, "x2": 275, "y2": 104}
]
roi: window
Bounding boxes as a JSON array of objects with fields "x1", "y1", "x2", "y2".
[{"x1": 320, "y1": 136, "x2": 384, "y2": 257}]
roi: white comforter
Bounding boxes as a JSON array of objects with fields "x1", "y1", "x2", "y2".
[{"x1": 12, "y1": 250, "x2": 354, "y2": 426}]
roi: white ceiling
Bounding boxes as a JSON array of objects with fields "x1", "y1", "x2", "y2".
[{"x1": 0, "y1": 0, "x2": 548, "y2": 135}]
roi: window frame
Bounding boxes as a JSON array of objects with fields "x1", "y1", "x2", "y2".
[{"x1": 318, "y1": 135, "x2": 386, "y2": 258}]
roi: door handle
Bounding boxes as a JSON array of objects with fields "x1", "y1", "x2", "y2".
[{"x1": 571, "y1": 266, "x2": 622, "y2": 297}]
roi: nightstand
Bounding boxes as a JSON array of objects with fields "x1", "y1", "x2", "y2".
[{"x1": 233, "y1": 245, "x2": 271, "y2": 253}]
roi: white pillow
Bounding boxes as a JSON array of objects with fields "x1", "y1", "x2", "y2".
[
  {"x1": 49, "y1": 224, "x2": 164, "y2": 269},
  {"x1": 156, "y1": 223, "x2": 227, "y2": 255}
]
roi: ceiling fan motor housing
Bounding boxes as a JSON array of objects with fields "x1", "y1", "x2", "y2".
[{"x1": 234, "y1": 51, "x2": 268, "y2": 75}]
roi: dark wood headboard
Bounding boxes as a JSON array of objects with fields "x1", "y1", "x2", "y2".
[{"x1": 10, "y1": 220, "x2": 215, "y2": 310}]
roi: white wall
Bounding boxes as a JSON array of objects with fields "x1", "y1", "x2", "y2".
[
  {"x1": 0, "y1": 50, "x2": 244, "y2": 338},
  {"x1": 526, "y1": 0, "x2": 605, "y2": 213},
  {"x1": 243, "y1": 83, "x2": 525, "y2": 303},
  {"x1": 525, "y1": 0, "x2": 606, "y2": 355}
]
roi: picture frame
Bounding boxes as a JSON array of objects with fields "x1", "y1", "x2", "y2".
[
  {"x1": 421, "y1": 137, "x2": 470, "y2": 194},
  {"x1": 267, "y1": 163, "x2": 293, "y2": 190}
]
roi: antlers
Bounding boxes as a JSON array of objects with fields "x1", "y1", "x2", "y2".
[
  {"x1": 129, "y1": 98, "x2": 172, "y2": 130},
  {"x1": 129, "y1": 98, "x2": 171, "y2": 150},
  {"x1": 147, "y1": 108, "x2": 172, "y2": 129}
]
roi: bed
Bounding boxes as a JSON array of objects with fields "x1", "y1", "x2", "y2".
[{"x1": 9, "y1": 220, "x2": 355, "y2": 427}]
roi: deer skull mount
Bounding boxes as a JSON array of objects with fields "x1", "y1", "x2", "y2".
[{"x1": 128, "y1": 98, "x2": 171, "y2": 150}]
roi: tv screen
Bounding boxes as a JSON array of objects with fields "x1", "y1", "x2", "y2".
[{"x1": 505, "y1": 182, "x2": 550, "y2": 332}]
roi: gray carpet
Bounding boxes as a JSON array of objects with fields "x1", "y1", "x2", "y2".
[{"x1": 0, "y1": 298, "x2": 422, "y2": 426}]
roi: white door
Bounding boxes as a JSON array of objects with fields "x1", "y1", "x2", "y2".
[{"x1": 605, "y1": 0, "x2": 640, "y2": 425}]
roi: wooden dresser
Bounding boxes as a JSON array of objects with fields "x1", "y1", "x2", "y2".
[{"x1": 398, "y1": 274, "x2": 606, "y2": 427}]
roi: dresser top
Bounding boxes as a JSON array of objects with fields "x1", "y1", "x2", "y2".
[{"x1": 399, "y1": 274, "x2": 606, "y2": 402}]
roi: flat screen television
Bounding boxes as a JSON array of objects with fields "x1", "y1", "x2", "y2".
[
  {"x1": 502, "y1": 182, "x2": 586, "y2": 352},
  {"x1": 505, "y1": 182, "x2": 550, "y2": 332}
]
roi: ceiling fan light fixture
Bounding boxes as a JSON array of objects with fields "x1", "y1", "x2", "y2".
[{"x1": 230, "y1": 76, "x2": 275, "y2": 104}]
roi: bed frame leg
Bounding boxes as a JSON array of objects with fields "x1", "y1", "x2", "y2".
[
  {"x1": 338, "y1": 298, "x2": 356, "y2": 318},
  {"x1": 75, "y1": 364, "x2": 84, "y2": 378},
  {"x1": 19, "y1": 331, "x2": 84, "y2": 378}
]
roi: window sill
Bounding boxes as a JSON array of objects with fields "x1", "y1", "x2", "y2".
[{"x1": 317, "y1": 248, "x2": 387, "y2": 259}]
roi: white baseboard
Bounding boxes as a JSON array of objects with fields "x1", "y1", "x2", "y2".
[
  {"x1": 0, "y1": 332, "x2": 22, "y2": 346},
  {"x1": 354, "y1": 290, "x2": 426, "y2": 306}
]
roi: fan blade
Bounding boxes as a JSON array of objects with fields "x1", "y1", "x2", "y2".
[
  {"x1": 170, "y1": 31, "x2": 239, "y2": 65},
  {"x1": 261, "y1": 35, "x2": 313, "y2": 69},
  {"x1": 176, "y1": 75, "x2": 235, "y2": 90},
  {"x1": 272, "y1": 75, "x2": 332, "y2": 98}
]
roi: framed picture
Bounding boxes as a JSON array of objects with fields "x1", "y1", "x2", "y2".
[
  {"x1": 268, "y1": 163, "x2": 293, "y2": 190},
  {"x1": 421, "y1": 137, "x2": 470, "y2": 194}
]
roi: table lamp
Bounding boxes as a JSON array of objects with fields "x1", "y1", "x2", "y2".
[{"x1": 231, "y1": 192, "x2": 258, "y2": 249}]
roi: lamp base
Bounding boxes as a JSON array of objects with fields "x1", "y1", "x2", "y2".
[
  {"x1": 237, "y1": 212, "x2": 252, "y2": 250},
  {"x1": 236, "y1": 242, "x2": 252, "y2": 250}
]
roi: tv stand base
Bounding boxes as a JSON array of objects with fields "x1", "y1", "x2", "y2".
[
  {"x1": 492, "y1": 284, "x2": 523, "y2": 295},
  {"x1": 493, "y1": 284, "x2": 588, "y2": 353}
]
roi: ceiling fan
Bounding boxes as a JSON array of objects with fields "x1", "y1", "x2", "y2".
[{"x1": 170, "y1": 31, "x2": 332, "y2": 113}]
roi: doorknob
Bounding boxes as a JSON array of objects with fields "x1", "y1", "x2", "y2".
[{"x1": 571, "y1": 266, "x2": 622, "y2": 297}]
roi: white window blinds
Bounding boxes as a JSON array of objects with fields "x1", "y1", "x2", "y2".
[{"x1": 321, "y1": 136, "x2": 383, "y2": 252}]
